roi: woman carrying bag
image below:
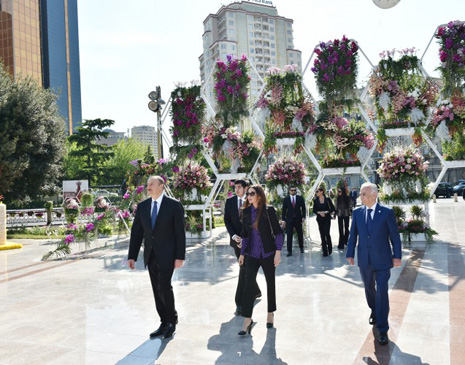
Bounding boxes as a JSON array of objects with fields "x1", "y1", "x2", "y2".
[
  {"x1": 238, "y1": 184, "x2": 283, "y2": 336},
  {"x1": 313, "y1": 187, "x2": 335, "y2": 256}
]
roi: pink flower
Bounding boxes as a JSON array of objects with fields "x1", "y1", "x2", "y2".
[
  {"x1": 86, "y1": 223, "x2": 94, "y2": 232},
  {"x1": 123, "y1": 192, "x2": 130, "y2": 199},
  {"x1": 136, "y1": 186, "x2": 145, "y2": 194},
  {"x1": 64, "y1": 234, "x2": 75, "y2": 244}
]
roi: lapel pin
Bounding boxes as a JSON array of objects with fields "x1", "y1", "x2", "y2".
[{"x1": 378, "y1": 210, "x2": 381, "y2": 214}]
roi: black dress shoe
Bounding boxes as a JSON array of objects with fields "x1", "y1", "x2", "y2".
[
  {"x1": 149, "y1": 323, "x2": 167, "y2": 339},
  {"x1": 286, "y1": 253, "x2": 292, "y2": 257},
  {"x1": 163, "y1": 323, "x2": 176, "y2": 339},
  {"x1": 369, "y1": 314, "x2": 377, "y2": 325},
  {"x1": 378, "y1": 332, "x2": 389, "y2": 345},
  {"x1": 323, "y1": 253, "x2": 328, "y2": 257}
]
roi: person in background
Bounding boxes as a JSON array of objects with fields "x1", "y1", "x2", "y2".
[
  {"x1": 313, "y1": 187, "x2": 335, "y2": 256},
  {"x1": 350, "y1": 187, "x2": 358, "y2": 207},
  {"x1": 281, "y1": 186, "x2": 306, "y2": 256},
  {"x1": 224, "y1": 179, "x2": 261, "y2": 316},
  {"x1": 336, "y1": 186, "x2": 353, "y2": 249},
  {"x1": 238, "y1": 184, "x2": 283, "y2": 336}
]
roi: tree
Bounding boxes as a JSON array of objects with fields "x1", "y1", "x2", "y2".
[
  {"x1": 144, "y1": 145, "x2": 156, "y2": 164},
  {"x1": 0, "y1": 62, "x2": 66, "y2": 204},
  {"x1": 62, "y1": 141, "x2": 87, "y2": 180},
  {"x1": 68, "y1": 119, "x2": 115, "y2": 185},
  {"x1": 101, "y1": 138, "x2": 147, "y2": 185}
]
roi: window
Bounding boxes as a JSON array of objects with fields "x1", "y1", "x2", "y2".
[
  {"x1": 269, "y1": 19, "x2": 274, "y2": 24},
  {"x1": 221, "y1": 44, "x2": 227, "y2": 50},
  {"x1": 271, "y1": 51, "x2": 275, "y2": 56},
  {"x1": 250, "y1": 48, "x2": 255, "y2": 53},
  {"x1": 288, "y1": 38, "x2": 293, "y2": 44},
  {"x1": 229, "y1": 21, "x2": 234, "y2": 26},
  {"x1": 270, "y1": 27, "x2": 274, "y2": 32},
  {"x1": 287, "y1": 30, "x2": 292, "y2": 35},
  {"x1": 270, "y1": 35, "x2": 275, "y2": 40},
  {"x1": 228, "y1": 13, "x2": 234, "y2": 18},
  {"x1": 250, "y1": 40, "x2": 254, "y2": 45},
  {"x1": 271, "y1": 43, "x2": 275, "y2": 48},
  {"x1": 249, "y1": 32, "x2": 254, "y2": 37},
  {"x1": 232, "y1": 45, "x2": 236, "y2": 51},
  {"x1": 287, "y1": 22, "x2": 291, "y2": 28},
  {"x1": 229, "y1": 29, "x2": 235, "y2": 34},
  {"x1": 249, "y1": 24, "x2": 253, "y2": 29},
  {"x1": 290, "y1": 53, "x2": 294, "y2": 58}
]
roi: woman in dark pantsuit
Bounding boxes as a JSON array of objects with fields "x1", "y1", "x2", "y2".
[
  {"x1": 238, "y1": 184, "x2": 283, "y2": 336},
  {"x1": 336, "y1": 186, "x2": 353, "y2": 249},
  {"x1": 313, "y1": 188, "x2": 335, "y2": 256}
]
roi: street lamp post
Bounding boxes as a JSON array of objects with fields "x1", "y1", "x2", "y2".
[{"x1": 148, "y1": 86, "x2": 166, "y2": 159}]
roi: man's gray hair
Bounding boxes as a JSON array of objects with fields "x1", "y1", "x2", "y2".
[
  {"x1": 147, "y1": 175, "x2": 165, "y2": 186},
  {"x1": 361, "y1": 182, "x2": 378, "y2": 194}
]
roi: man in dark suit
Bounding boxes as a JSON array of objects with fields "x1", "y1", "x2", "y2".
[
  {"x1": 281, "y1": 186, "x2": 306, "y2": 257},
  {"x1": 127, "y1": 175, "x2": 186, "y2": 339},
  {"x1": 224, "y1": 179, "x2": 261, "y2": 315},
  {"x1": 346, "y1": 182, "x2": 402, "y2": 345},
  {"x1": 350, "y1": 187, "x2": 358, "y2": 207}
]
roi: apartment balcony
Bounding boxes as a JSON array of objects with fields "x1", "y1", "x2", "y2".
[
  {"x1": 254, "y1": 40, "x2": 263, "y2": 46},
  {"x1": 254, "y1": 31, "x2": 262, "y2": 38},
  {"x1": 254, "y1": 24, "x2": 262, "y2": 30}
]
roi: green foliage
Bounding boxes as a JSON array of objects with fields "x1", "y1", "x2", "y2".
[
  {"x1": 102, "y1": 138, "x2": 147, "y2": 185},
  {"x1": 410, "y1": 205, "x2": 424, "y2": 220},
  {"x1": 442, "y1": 132, "x2": 465, "y2": 160},
  {"x1": 44, "y1": 201, "x2": 54, "y2": 211},
  {"x1": 80, "y1": 192, "x2": 93, "y2": 207},
  {"x1": 143, "y1": 145, "x2": 156, "y2": 164},
  {"x1": 0, "y1": 62, "x2": 66, "y2": 205},
  {"x1": 391, "y1": 206, "x2": 406, "y2": 224},
  {"x1": 68, "y1": 118, "x2": 115, "y2": 185}
]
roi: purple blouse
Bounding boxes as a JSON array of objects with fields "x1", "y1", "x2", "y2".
[{"x1": 241, "y1": 205, "x2": 283, "y2": 259}]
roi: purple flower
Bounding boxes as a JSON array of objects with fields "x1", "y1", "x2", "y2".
[
  {"x1": 86, "y1": 223, "x2": 94, "y2": 232},
  {"x1": 64, "y1": 234, "x2": 75, "y2": 244},
  {"x1": 123, "y1": 192, "x2": 130, "y2": 199},
  {"x1": 172, "y1": 166, "x2": 180, "y2": 173},
  {"x1": 136, "y1": 186, "x2": 145, "y2": 194},
  {"x1": 97, "y1": 214, "x2": 105, "y2": 221}
]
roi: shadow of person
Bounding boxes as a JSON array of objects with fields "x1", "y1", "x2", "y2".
[
  {"x1": 362, "y1": 328, "x2": 429, "y2": 365},
  {"x1": 115, "y1": 337, "x2": 169, "y2": 364},
  {"x1": 207, "y1": 317, "x2": 287, "y2": 364}
]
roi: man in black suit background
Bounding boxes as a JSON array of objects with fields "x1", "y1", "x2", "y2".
[
  {"x1": 281, "y1": 186, "x2": 306, "y2": 256},
  {"x1": 350, "y1": 187, "x2": 358, "y2": 207},
  {"x1": 127, "y1": 175, "x2": 186, "y2": 339},
  {"x1": 224, "y1": 179, "x2": 261, "y2": 315}
]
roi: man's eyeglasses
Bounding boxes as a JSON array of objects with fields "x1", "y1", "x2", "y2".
[
  {"x1": 246, "y1": 191, "x2": 256, "y2": 197},
  {"x1": 290, "y1": 189, "x2": 297, "y2": 192}
]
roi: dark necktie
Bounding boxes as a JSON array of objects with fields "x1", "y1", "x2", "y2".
[
  {"x1": 366, "y1": 208, "x2": 373, "y2": 235},
  {"x1": 292, "y1": 196, "x2": 296, "y2": 209},
  {"x1": 238, "y1": 198, "x2": 242, "y2": 213},
  {"x1": 151, "y1": 201, "x2": 158, "y2": 229}
]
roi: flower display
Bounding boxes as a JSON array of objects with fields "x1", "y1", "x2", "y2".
[
  {"x1": 265, "y1": 157, "x2": 306, "y2": 190},
  {"x1": 312, "y1": 35, "x2": 359, "y2": 114},
  {"x1": 63, "y1": 198, "x2": 79, "y2": 223},
  {"x1": 436, "y1": 20, "x2": 465, "y2": 96},
  {"x1": 174, "y1": 164, "x2": 211, "y2": 194},
  {"x1": 431, "y1": 92, "x2": 465, "y2": 135},
  {"x1": 327, "y1": 117, "x2": 374, "y2": 155},
  {"x1": 256, "y1": 65, "x2": 315, "y2": 154},
  {"x1": 394, "y1": 205, "x2": 437, "y2": 242},
  {"x1": 369, "y1": 48, "x2": 439, "y2": 130},
  {"x1": 377, "y1": 145, "x2": 428, "y2": 181},
  {"x1": 377, "y1": 146, "x2": 430, "y2": 203},
  {"x1": 170, "y1": 84, "x2": 205, "y2": 145},
  {"x1": 202, "y1": 123, "x2": 261, "y2": 173},
  {"x1": 64, "y1": 234, "x2": 75, "y2": 244},
  {"x1": 214, "y1": 54, "x2": 250, "y2": 124}
]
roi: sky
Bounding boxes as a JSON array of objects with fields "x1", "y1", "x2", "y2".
[{"x1": 77, "y1": 0, "x2": 465, "y2": 135}]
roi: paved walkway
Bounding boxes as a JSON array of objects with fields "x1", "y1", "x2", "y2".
[{"x1": 0, "y1": 199, "x2": 464, "y2": 365}]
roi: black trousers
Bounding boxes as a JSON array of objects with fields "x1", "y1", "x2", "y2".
[
  {"x1": 232, "y1": 244, "x2": 261, "y2": 308},
  {"x1": 148, "y1": 251, "x2": 176, "y2": 324},
  {"x1": 337, "y1": 216, "x2": 350, "y2": 248},
  {"x1": 317, "y1": 217, "x2": 332, "y2": 255},
  {"x1": 286, "y1": 218, "x2": 304, "y2": 253},
  {"x1": 242, "y1": 255, "x2": 276, "y2": 318}
]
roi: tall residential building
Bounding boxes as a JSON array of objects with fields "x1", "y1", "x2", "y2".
[
  {"x1": 95, "y1": 129, "x2": 127, "y2": 147},
  {"x1": 131, "y1": 125, "x2": 159, "y2": 160},
  {"x1": 0, "y1": 0, "x2": 82, "y2": 134},
  {"x1": 199, "y1": 0, "x2": 302, "y2": 106}
]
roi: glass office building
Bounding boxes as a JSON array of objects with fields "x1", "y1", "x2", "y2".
[{"x1": 0, "y1": 0, "x2": 82, "y2": 134}]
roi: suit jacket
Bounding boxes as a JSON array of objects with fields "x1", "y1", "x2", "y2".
[
  {"x1": 313, "y1": 196, "x2": 335, "y2": 220},
  {"x1": 282, "y1": 195, "x2": 306, "y2": 223},
  {"x1": 128, "y1": 196, "x2": 186, "y2": 270},
  {"x1": 224, "y1": 195, "x2": 244, "y2": 258},
  {"x1": 350, "y1": 190, "x2": 358, "y2": 200},
  {"x1": 240, "y1": 205, "x2": 283, "y2": 255},
  {"x1": 346, "y1": 204, "x2": 402, "y2": 270}
]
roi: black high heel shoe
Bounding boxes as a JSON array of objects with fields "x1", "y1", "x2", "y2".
[
  {"x1": 238, "y1": 319, "x2": 254, "y2": 336},
  {"x1": 266, "y1": 313, "x2": 274, "y2": 328}
]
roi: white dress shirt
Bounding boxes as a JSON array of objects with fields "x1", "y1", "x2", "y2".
[
  {"x1": 151, "y1": 192, "x2": 164, "y2": 218},
  {"x1": 365, "y1": 202, "x2": 377, "y2": 222}
]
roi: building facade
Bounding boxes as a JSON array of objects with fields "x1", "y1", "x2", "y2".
[
  {"x1": 199, "y1": 1, "x2": 302, "y2": 107},
  {"x1": 95, "y1": 129, "x2": 127, "y2": 147},
  {"x1": 131, "y1": 125, "x2": 159, "y2": 160},
  {"x1": 0, "y1": 0, "x2": 82, "y2": 134}
]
